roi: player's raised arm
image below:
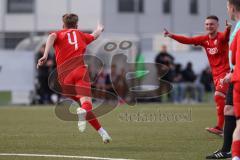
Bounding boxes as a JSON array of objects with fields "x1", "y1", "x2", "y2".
[
  {"x1": 91, "y1": 23, "x2": 104, "y2": 40},
  {"x1": 223, "y1": 20, "x2": 232, "y2": 42},
  {"x1": 37, "y1": 33, "x2": 57, "y2": 69},
  {"x1": 164, "y1": 28, "x2": 203, "y2": 45}
]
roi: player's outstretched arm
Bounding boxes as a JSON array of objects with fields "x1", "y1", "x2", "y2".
[
  {"x1": 223, "y1": 20, "x2": 232, "y2": 42},
  {"x1": 163, "y1": 28, "x2": 203, "y2": 45},
  {"x1": 91, "y1": 23, "x2": 104, "y2": 40},
  {"x1": 37, "y1": 33, "x2": 57, "y2": 69}
]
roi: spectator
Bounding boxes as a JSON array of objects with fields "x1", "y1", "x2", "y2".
[
  {"x1": 155, "y1": 45, "x2": 175, "y2": 81},
  {"x1": 195, "y1": 75, "x2": 205, "y2": 103},
  {"x1": 200, "y1": 66, "x2": 214, "y2": 92},
  {"x1": 35, "y1": 45, "x2": 54, "y2": 104},
  {"x1": 155, "y1": 45, "x2": 175, "y2": 102},
  {"x1": 182, "y1": 62, "x2": 197, "y2": 82},
  {"x1": 182, "y1": 62, "x2": 197, "y2": 103},
  {"x1": 155, "y1": 45, "x2": 174, "y2": 68},
  {"x1": 172, "y1": 64, "x2": 185, "y2": 103}
]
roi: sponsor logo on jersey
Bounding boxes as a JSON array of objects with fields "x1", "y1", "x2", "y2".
[{"x1": 207, "y1": 47, "x2": 218, "y2": 55}]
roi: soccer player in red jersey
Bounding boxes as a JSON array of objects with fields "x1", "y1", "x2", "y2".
[
  {"x1": 221, "y1": 0, "x2": 240, "y2": 159},
  {"x1": 164, "y1": 15, "x2": 232, "y2": 136},
  {"x1": 37, "y1": 13, "x2": 111, "y2": 143}
]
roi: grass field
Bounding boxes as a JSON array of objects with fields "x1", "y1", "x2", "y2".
[{"x1": 0, "y1": 103, "x2": 224, "y2": 160}]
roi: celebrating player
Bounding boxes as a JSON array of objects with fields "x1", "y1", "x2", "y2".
[
  {"x1": 206, "y1": 2, "x2": 240, "y2": 160},
  {"x1": 164, "y1": 15, "x2": 231, "y2": 136},
  {"x1": 220, "y1": 0, "x2": 240, "y2": 159},
  {"x1": 37, "y1": 13, "x2": 111, "y2": 143}
]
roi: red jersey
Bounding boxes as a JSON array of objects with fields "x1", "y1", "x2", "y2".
[
  {"x1": 231, "y1": 29, "x2": 240, "y2": 82},
  {"x1": 53, "y1": 29, "x2": 95, "y2": 67},
  {"x1": 171, "y1": 28, "x2": 231, "y2": 78}
]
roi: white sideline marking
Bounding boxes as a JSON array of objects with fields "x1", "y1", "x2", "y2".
[{"x1": 0, "y1": 153, "x2": 135, "y2": 160}]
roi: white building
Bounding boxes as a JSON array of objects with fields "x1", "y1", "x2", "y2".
[
  {"x1": 0, "y1": 0, "x2": 229, "y2": 50},
  {"x1": 0, "y1": 0, "x2": 102, "y2": 48},
  {"x1": 102, "y1": 0, "x2": 228, "y2": 52},
  {"x1": 103, "y1": 0, "x2": 228, "y2": 35}
]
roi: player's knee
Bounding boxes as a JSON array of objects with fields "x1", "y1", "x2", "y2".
[
  {"x1": 214, "y1": 92, "x2": 226, "y2": 109},
  {"x1": 215, "y1": 91, "x2": 226, "y2": 98},
  {"x1": 224, "y1": 105, "x2": 234, "y2": 116}
]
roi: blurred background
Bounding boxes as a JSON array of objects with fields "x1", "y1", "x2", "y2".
[{"x1": 0, "y1": 0, "x2": 228, "y2": 105}]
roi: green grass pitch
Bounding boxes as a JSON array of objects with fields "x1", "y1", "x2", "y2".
[{"x1": 0, "y1": 103, "x2": 223, "y2": 160}]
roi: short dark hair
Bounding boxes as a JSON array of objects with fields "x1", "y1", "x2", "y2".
[
  {"x1": 206, "y1": 15, "x2": 219, "y2": 22},
  {"x1": 228, "y1": 0, "x2": 240, "y2": 11},
  {"x1": 62, "y1": 13, "x2": 78, "y2": 29}
]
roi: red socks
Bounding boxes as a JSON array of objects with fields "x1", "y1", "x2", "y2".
[
  {"x1": 214, "y1": 95, "x2": 225, "y2": 129},
  {"x1": 81, "y1": 101, "x2": 101, "y2": 131},
  {"x1": 232, "y1": 140, "x2": 240, "y2": 158}
]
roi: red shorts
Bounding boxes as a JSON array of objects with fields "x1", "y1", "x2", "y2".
[
  {"x1": 214, "y1": 73, "x2": 229, "y2": 95},
  {"x1": 233, "y1": 82, "x2": 240, "y2": 118},
  {"x1": 58, "y1": 66, "x2": 91, "y2": 101}
]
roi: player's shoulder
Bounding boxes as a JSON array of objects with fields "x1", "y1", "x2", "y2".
[
  {"x1": 50, "y1": 29, "x2": 65, "y2": 38},
  {"x1": 218, "y1": 31, "x2": 226, "y2": 36},
  {"x1": 217, "y1": 31, "x2": 227, "y2": 40},
  {"x1": 77, "y1": 30, "x2": 92, "y2": 37},
  {"x1": 195, "y1": 34, "x2": 208, "y2": 41}
]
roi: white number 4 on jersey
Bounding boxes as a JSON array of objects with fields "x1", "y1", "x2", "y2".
[{"x1": 67, "y1": 31, "x2": 79, "y2": 50}]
